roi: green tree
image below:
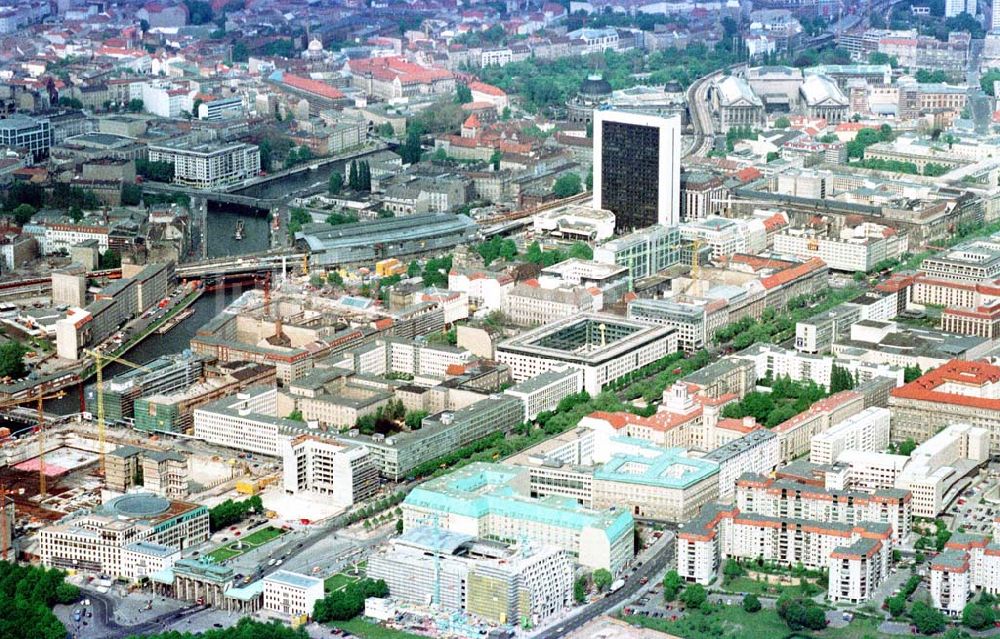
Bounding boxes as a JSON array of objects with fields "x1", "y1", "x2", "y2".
[
  {"x1": 552, "y1": 172, "x2": 582, "y2": 198},
  {"x1": 286, "y1": 410, "x2": 304, "y2": 421},
  {"x1": 680, "y1": 583, "x2": 706, "y2": 608},
  {"x1": 567, "y1": 241, "x2": 593, "y2": 260},
  {"x1": 99, "y1": 249, "x2": 122, "y2": 269},
  {"x1": 663, "y1": 570, "x2": 683, "y2": 601},
  {"x1": 898, "y1": 438, "x2": 917, "y2": 456},
  {"x1": 742, "y1": 593, "x2": 761, "y2": 613},
  {"x1": 0, "y1": 342, "x2": 28, "y2": 379},
  {"x1": 592, "y1": 568, "x2": 613, "y2": 591},
  {"x1": 407, "y1": 261, "x2": 421, "y2": 278},
  {"x1": 120, "y1": 183, "x2": 143, "y2": 206},
  {"x1": 887, "y1": 594, "x2": 907, "y2": 617},
  {"x1": 313, "y1": 579, "x2": 389, "y2": 622},
  {"x1": 573, "y1": 575, "x2": 588, "y2": 603},
  {"x1": 185, "y1": 0, "x2": 214, "y2": 24},
  {"x1": 327, "y1": 271, "x2": 343, "y2": 287},
  {"x1": 774, "y1": 116, "x2": 790, "y2": 128},
  {"x1": 963, "y1": 602, "x2": 995, "y2": 630},
  {"x1": 904, "y1": 364, "x2": 923, "y2": 383},
  {"x1": 377, "y1": 122, "x2": 395, "y2": 137},
  {"x1": 400, "y1": 126, "x2": 423, "y2": 164},
  {"x1": 287, "y1": 207, "x2": 311, "y2": 235},
  {"x1": 329, "y1": 172, "x2": 343, "y2": 195},
  {"x1": 126, "y1": 98, "x2": 144, "y2": 112},
  {"x1": 830, "y1": 364, "x2": 856, "y2": 393},
  {"x1": 69, "y1": 206, "x2": 84, "y2": 223},
  {"x1": 912, "y1": 601, "x2": 947, "y2": 634},
  {"x1": 723, "y1": 558, "x2": 745, "y2": 580},
  {"x1": 455, "y1": 83, "x2": 473, "y2": 104},
  {"x1": 11, "y1": 203, "x2": 36, "y2": 226},
  {"x1": 395, "y1": 519, "x2": 404, "y2": 534},
  {"x1": 404, "y1": 410, "x2": 428, "y2": 430}
]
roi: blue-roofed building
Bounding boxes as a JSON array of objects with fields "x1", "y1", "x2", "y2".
[{"x1": 402, "y1": 462, "x2": 634, "y2": 574}]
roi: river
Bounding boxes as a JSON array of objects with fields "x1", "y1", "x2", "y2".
[
  {"x1": 231, "y1": 149, "x2": 383, "y2": 201},
  {"x1": 46, "y1": 201, "x2": 266, "y2": 416},
  {"x1": 205, "y1": 208, "x2": 270, "y2": 258}
]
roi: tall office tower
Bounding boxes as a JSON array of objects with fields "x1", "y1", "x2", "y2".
[
  {"x1": 946, "y1": 0, "x2": 974, "y2": 17},
  {"x1": 993, "y1": 0, "x2": 1000, "y2": 30},
  {"x1": 593, "y1": 110, "x2": 680, "y2": 233}
]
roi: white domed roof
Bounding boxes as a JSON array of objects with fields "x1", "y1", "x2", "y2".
[{"x1": 308, "y1": 38, "x2": 323, "y2": 51}]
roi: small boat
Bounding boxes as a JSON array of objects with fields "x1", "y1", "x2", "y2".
[{"x1": 234, "y1": 219, "x2": 245, "y2": 240}]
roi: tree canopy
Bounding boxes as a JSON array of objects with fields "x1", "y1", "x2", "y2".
[{"x1": 0, "y1": 562, "x2": 80, "y2": 639}]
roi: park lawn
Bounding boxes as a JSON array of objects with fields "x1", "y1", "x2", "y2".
[
  {"x1": 239, "y1": 526, "x2": 283, "y2": 547},
  {"x1": 206, "y1": 546, "x2": 242, "y2": 563},
  {"x1": 625, "y1": 606, "x2": 788, "y2": 639},
  {"x1": 206, "y1": 526, "x2": 285, "y2": 563},
  {"x1": 330, "y1": 619, "x2": 426, "y2": 639},
  {"x1": 325, "y1": 572, "x2": 361, "y2": 592},
  {"x1": 721, "y1": 576, "x2": 825, "y2": 597},
  {"x1": 822, "y1": 615, "x2": 897, "y2": 639},
  {"x1": 623, "y1": 608, "x2": 897, "y2": 639}
]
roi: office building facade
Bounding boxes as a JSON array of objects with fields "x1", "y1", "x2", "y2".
[{"x1": 593, "y1": 110, "x2": 680, "y2": 231}]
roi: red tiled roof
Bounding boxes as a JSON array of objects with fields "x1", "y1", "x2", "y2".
[
  {"x1": 773, "y1": 391, "x2": 862, "y2": 433},
  {"x1": 281, "y1": 73, "x2": 344, "y2": 100},
  {"x1": 890, "y1": 359, "x2": 1000, "y2": 411},
  {"x1": 760, "y1": 257, "x2": 826, "y2": 290},
  {"x1": 468, "y1": 81, "x2": 506, "y2": 97}
]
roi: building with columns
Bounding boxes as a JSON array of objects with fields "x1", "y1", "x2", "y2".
[
  {"x1": 711, "y1": 75, "x2": 765, "y2": 133},
  {"x1": 151, "y1": 558, "x2": 264, "y2": 613}
]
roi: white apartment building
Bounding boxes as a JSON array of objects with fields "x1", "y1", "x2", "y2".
[
  {"x1": 503, "y1": 366, "x2": 584, "y2": 421},
  {"x1": 147, "y1": 140, "x2": 260, "y2": 190},
  {"x1": 279, "y1": 434, "x2": 378, "y2": 507},
  {"x1": 733, "y1": 343, "x2": 904, "y2": 391},
  {"x1": 810, "y1": 407, "x2": 891, "y2": 465},
  {"x1": 926, "y1": 533, "x2": 1000, "y2": 616},
  {"x1": 448, "y1": 269, "x2": 513, "y2": 312},
  {"x1": 834, "y1": 450, "x2": 910, "y2": 492},
  {"x1": 502, "y1": 283, "x2": 597, "y2": 326},
  {"x1": 193, "y1": 387, "x2": 296, "y2": 457},
  {"x1": 263, "y1": 570, "x2": 325, "y2": 620},
  {"x1": 332, "y1": 338, "x2": 474, "y2": 380},
  {"x1": 735, "y1": 474, "x2": 912, "y2": 543},
  {"x1": 679, "y1": 216, "x2": 767, "y2": 261},
  {"x1": 702, "y1": 429, "x2": 780, "y2": 502},
  {"x1": 138, "y1": 82, "x2": 192, "y2": 118},
  {"x1": 677, "y1": 502, "x2": 893, "y2": 604},
  {"x1": 38, "y1": 223, "x2": 110, "y2": 255},
  {"x1": 895, "y1": 423, "x2": 990, "y2": 518},
  {"x1": 773, "y1": 224, "x2": 908, "y2": 273},
  {"x1": 829, "y1": 537, "x2": 889, "y2": 603}
]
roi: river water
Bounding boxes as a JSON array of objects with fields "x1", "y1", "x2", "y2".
[{"x1": 46, "y1": 201, "x2": 267, "y2": 415}]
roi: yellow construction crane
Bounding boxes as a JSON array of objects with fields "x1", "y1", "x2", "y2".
[
  {"x1": 0, "y1": 390, "x2": 65, "y2": 498},
  {"x1": 83, "y1": 349, "x2": 152, "y2": 476}
]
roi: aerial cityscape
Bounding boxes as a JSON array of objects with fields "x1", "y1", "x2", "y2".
[{"x1": 6, "y1": 0, "x2": 1000, "y2": 638}]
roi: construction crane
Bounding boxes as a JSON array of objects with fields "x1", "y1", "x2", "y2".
[
  {"x1": 0, "y1": 390, "x2": 65, "y2": 498},
  {"x1": 83, "y1": 349, "x2": 152, "y2": 476}
]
